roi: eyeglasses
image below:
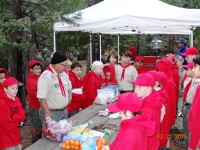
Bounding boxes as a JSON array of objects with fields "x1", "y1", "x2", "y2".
[{"x1": 59, "y1": 64, "x2": 67, "y2": 68}]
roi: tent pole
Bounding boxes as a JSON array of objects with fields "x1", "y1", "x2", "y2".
[
  {"x1": 190, "y1": 32, "x2": 193, "y2": 47},
  {"x1": 90, "y1": 33, "x2": 92, "y2": 65},
  {"x1": 53, "y1": 31, "x2": 56, "y2": 53},
  {"x1": 99, "y1": 34, "x2": 102, "y2": 61},
  {"x1": 118, "y1": 34, "x2": 120, "y2": 63}
]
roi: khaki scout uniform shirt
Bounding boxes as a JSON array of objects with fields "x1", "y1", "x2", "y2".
[
  {"x1": 115, "y1": 65, "x2": 138, "y2": 91},
  {"x1": 37, "y1": 65, "x2": 72, "y2": 109},
  {"x1": 186, "y1": 78, "x2": 200, "y2": 104}
]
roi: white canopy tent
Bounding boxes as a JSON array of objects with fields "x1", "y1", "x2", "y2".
[{"x1": 53, "y1": 0, "x2": 200, "y2": 61}]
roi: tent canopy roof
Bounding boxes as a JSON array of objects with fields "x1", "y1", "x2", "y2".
[{"x1": 54, "y1": 0, "x2": 200, "y2": 34}]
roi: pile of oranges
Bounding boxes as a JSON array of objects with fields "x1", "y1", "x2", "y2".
[
  {"x1": 61, "y1": 140, "x2": 82, "y2": 150},
  {"x1": 96, "y1": 138, "x2": 107, "y2": 150}
]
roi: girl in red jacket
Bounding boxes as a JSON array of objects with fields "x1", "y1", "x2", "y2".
[
  {"x1": 68, "y1": 62, "x2": 83, "y2": 117},
  {"x1": 0, "y1": 77, "x2": 25, "y2": 150},
  {"x1": 26, "y1": 60, "x2": 42, "y2": 143},
  {"x1": 103, "y1": 92, "x2": 156, "y2": 150}
]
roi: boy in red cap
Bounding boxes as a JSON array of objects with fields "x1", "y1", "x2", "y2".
[
  {"x1": 115, "y1": 50, "x2": 138, "y2": 93},
  {"x1": 134, "y1": 55, "x2": 147, "y2": 74},
  {"x1": 68, "y1": 62, "x2": 83, "y2": 117},
  {"x1": 132, "y1": 73, "x2": 162, "y2": 150},
  {"x1": 0, "y1": 68, "x2": 9, "y2": 92},
  {"x1": 103, "y1": 92, "x2": 156, "y2": 150},
  {"x1": 0, "y1": 77, "x2": 26, "y2": 150},
  {"x1": 181, "y1": 47, "x2": 199, "y2": 149},
  {"x1": 26, "y1": 60, "x2": 42, "y2": 143},
  {"x1": 188, "y1": 56, "x2": 200, "y2": 150}
]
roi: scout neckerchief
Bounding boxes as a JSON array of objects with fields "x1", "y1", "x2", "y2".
[
  {"x1": 46, "y1": 65, "x2": 66, "y2": 97},
  {"x1": 119, "y1": 63, "x2": 132, "y2": 80}
]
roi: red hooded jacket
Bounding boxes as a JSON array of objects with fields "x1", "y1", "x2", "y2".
[
  {"x1": 0, "y1": 94, "x2": 25, "y2": 149},
  {"x1": 109, "y1": 114, "x2": 156, "y2": 150},
  {"x1": 188, "y1": 85, "x2": 200, "y2": 149},
  {"x1": 68, "y1": 70, "x2": 83, "y2": 111},
  {"x1": 141, "y1": 90, "x2": 162, "y2": 150},
  {"x1": 81, "y1": 71, "x2": 103, "y2": 109},
  {"x1": 0, "y1": 68, "x2": 9, "y2": 92},
  {"x1": 128, "y1": 43, "x2": 137, "y2": 60},
  {"x1": 103, "y1": 64, "x2": 118, "y2": 85},
  {"x1": 172, "y1": 63, "x2": 180, "y2": 103},
  {"x1": 26, "y1": 73, "x2": 40, "y2": 109}
]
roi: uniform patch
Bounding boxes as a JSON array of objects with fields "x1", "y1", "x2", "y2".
[{"x1": 54, "y1": 84, "x2": 60, "y2": 88}]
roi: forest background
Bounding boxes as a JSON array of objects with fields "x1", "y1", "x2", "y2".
[{"x1": 0, "y1": 0, "x2": 200, "y2": 108}]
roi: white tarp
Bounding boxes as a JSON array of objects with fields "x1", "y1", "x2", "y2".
[{"x1": 54, "y1": 0, "x2": 200, "y2": 34}]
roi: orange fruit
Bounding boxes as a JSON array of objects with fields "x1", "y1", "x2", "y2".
[
  {"x1": 71, "y1": 145, "x2": 75, "y2": 149},
  {"x1": 61, "y1": 142, "x2": 66, "y2": 149},
  {"x1": 74, "y1": 146, "x2": 79, "y2": 150},
  {"x1": 74, "y1": 140, "x2": 80, "y2": 147},
  {"x1": 97, "y1": 144, "x2": 103, "y2": 150},
  {"x1": 65, "y1": 145, "x2": 71, "y2": 150},
  {"x1": 65, "y1": 140, "x2": 70, "y2": 146},
  {"x1": 101, "y1": 139, "x2": 106, "y2": 145},
  {"x1": 69, "y1": 140, "x2": 75, "y2": 146}
]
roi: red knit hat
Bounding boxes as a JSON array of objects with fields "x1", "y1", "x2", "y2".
[
  {"x1": 108, "y1": 92, "x2": 142, "y2": 113},
  {"x1": 132, "y1": 73, "x2": 154, "y2": 87},
  {"x1": 28, "y1": 60, "x2": 40, "y2": 68},
  {"x1": 3, "y1": 77, "x2": 18, "y2": 87},
  {"x1": 181, "y1": 47, "x2": 199, "y2": 56}
]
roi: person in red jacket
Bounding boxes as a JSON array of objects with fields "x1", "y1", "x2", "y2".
[
  {"x1": 128, "y1": 43, "x2": 137, "y2": 60},
  {"x1": 166, "y1": 53, "x2": 180, "y2": 104},
  {"x1": 0, "y1": 68, "x2": 9, "y2": 92},
  {"x1": 188, "y1": 56, "x2": 200, "y2": 150},
  {"x1": 132, "y1": 73, "x2": 162, "y2": 150},
  {"x1": 103, "y1": 64, "x2": 118, "y2": 85},
  {"x1": 26, "y1": 60, "x2": 42, "y2": 143},
  {"x1": 68, "y1": 62, "x2": 83, "y2": 117},
  {"x1": 134, "y1": 55, "x2": 147, "y2": 74},
  {"x1": 81, "y1": 61, "x2": 104, "y2": 109},
  {"x1": 103, "y1": 92, "x2": 156, "y2": 150},
  {"x1": 156, "y1": 58, "x2": 177, "y2": 149},
  {"x1": 0, "y1": 77, "x2": 25, "y2": 150}
]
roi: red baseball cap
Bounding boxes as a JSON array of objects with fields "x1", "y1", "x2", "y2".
[
  {"x1": 181, "y1": 47, "x2": 199, "y2": 56},
  {"x1": 183, "y1": 62, "x2": 194, "y2": 69},
  {"x1": 166, "y1": 53, "x2": 176, "y2": 61},
  {"x1": 28, "y1": 60, "x2": 40, "y2": 68},
  {"x1": 135, "y1": 55, "x2": 144, "y2": 61},
  {"x1": 108, "y1": 92, "x2": 142, "y2": 113},
  {"x1": 147, "y1": 70, "x2": 161, "y2": 83},
  {"x1": 132, "y1": 73, "x2": 154, "y2": 87},
  {"x1": 3, "y1": 77, "x2": 18, "y2": 87}
]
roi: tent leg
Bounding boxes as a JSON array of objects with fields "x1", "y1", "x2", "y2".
[
  {"x1": 118, "y1": 34, "x2": 120, "y2": 63},
  {"x1": 90, "y1": 33, "x2": 92, "y2": 65},
  {"x1": 99, "y1": 34, "x2": 102, "y2": 61},
  {"x1": 53, "y1": 31, "x2": 56, "y2": 53},
  {"x1": 190, "y1": 32, "x2": 193, "y2": 47}
]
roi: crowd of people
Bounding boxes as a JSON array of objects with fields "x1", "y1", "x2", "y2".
[{"x1": 0, "y1": 38, "x2": 200, "y2": 150}]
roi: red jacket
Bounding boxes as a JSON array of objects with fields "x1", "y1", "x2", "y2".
[
  {"x1": 172, "y1": 63, "x2": 180, "y2": 103},
  {"x1": 0, "y1": 94, "x2": 25, "y2": 149},
  {"x1": 141, "y1": 90, "x2": 162, "y2": 150},
  {"x1": 26, "y1": 73, "x2": 40, "y2": 109},
  {"x1": 128, "y1": 44, "x2": 137, "y2": 60},
  {"x1": 0, "y1": 68, "x2": 9, "y2": 92},
  {"x1": 136, "y1": 67, "x2": 147, "y2": 74},
  {"x1": 81, "y1": 71, "x2": 103, "y2": 109},
  {"x1": 103, "y1": 64, "x2": 118, "y2": 85},
  {"x1": 68, "y1": 70, "x2": 83, "y2": 111},
  {"x1": 188, "y1": 85, "x2": 200, "y2": 149},
  {"x1": 109, "y1": 114, "x2": 156, "y2": 150}
]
